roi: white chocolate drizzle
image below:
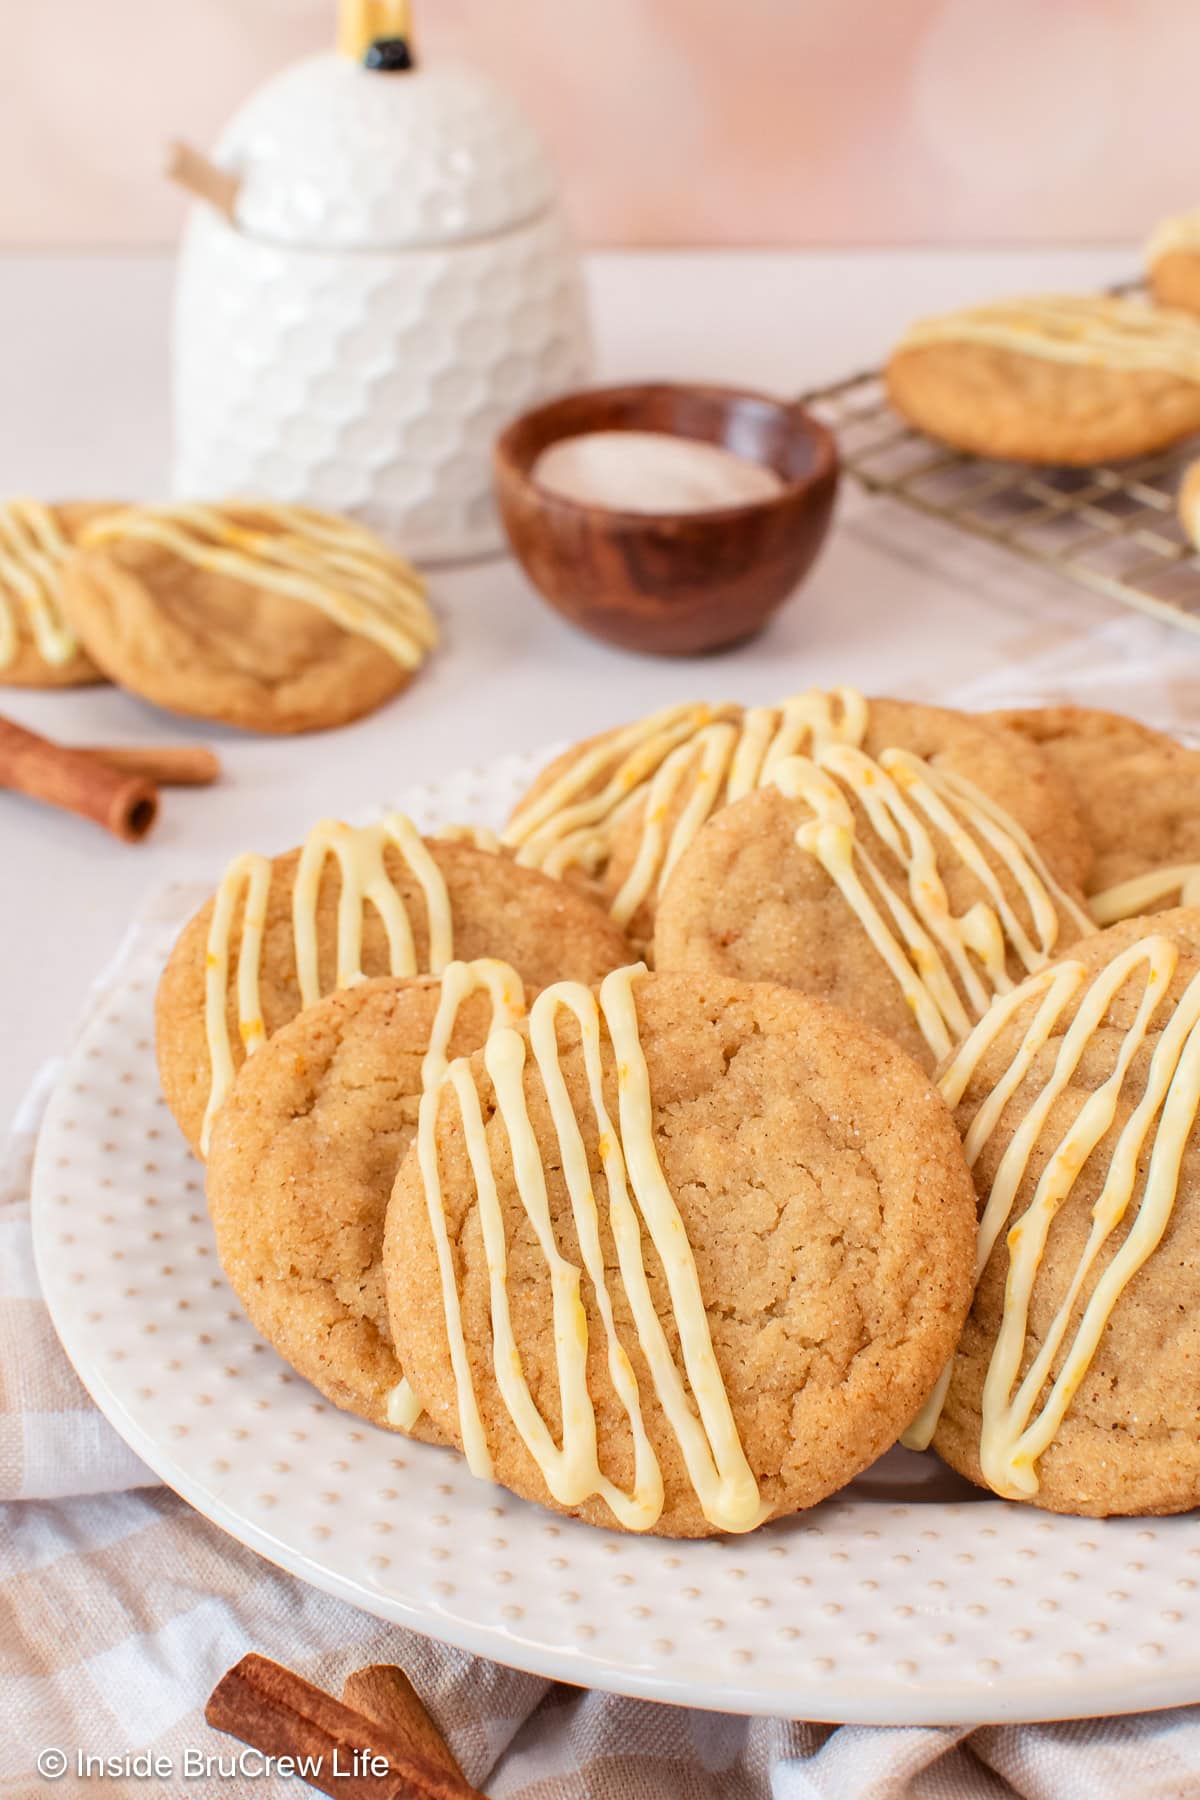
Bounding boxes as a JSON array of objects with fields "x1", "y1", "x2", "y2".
[
  {"x1": 415, "y1": 964, "x2": 764, "y2": 1533},
  {"x1": 81, "y1": 501, "x2": 436, "y2": 671},
  {"x1": 773, "y1": 744, "x2": 1094, "y2": 1062},
  {"x1": 501, "y1": 688, "x2": 868, "y2": 929},
  {"x1": 0, "y1": 499, "x2": 81, "y2": 668},
  {"x1": 896, "y1": 295, "x2": 1200, "y2": 384},
  {"x1": 904, "y1": 932, "x2": 1200, "y2": 1499},
  {"x1": 386, "y1": 957, "x2": 529, "y2": 1432},
  {"x1": 1091, "y1": 863, "x2": 1200, "y2": 926},
  {"x1": 199, "y1": 814, "x2": 453, "y2": 1153}
]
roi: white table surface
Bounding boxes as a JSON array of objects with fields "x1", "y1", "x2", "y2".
[{"x1": 1, "y1": 243, "x2": 1191, "y2": 1133}]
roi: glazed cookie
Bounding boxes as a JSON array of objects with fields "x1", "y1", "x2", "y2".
[
  {"x1": 653, "y1": 702, "x2": 1095, "y2": 1070},
  {"x1": 1146, "y1": 209, "x2": 1200, "y2": 316},
  {"x1": 887, "y1": 295, "x2": 1200, "y2": 465},
  {"x1": 988, "y1": 705, "x2": 1200, "y2": 924},
  {"x1": 61, "y1": 501, "x2": 437, "y2": 733},
  {"x1": 0, "y1": 499, "x2": 115, "y2": 687},
  {"x1": 156, "y1": 815, "x2": 633, "y2": 1156},
  {"x1": 910, "y1": 910, "x2": 1200, "y2": 1517},
  {"x1": 384, "y1": 968, "x2": 977, "y2": 1537},
  {"x1": 503, "y1": 688, "x2": 1092, "y2": 951},
  {"x1": 205, "y1": 963, "x2": 526, "y2": 1432}
]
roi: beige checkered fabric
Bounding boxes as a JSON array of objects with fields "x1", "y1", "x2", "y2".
[
  {"x1": 9, "y1": 1478, "x2": 1200, "y2": 1799},
  {"x1": 7, "y1": 636, "x2": 1200, "y2": 1797}
]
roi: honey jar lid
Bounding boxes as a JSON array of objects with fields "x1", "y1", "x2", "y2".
[{"x1": 216, "y1": 52, "x2": 558, "y2": 252}]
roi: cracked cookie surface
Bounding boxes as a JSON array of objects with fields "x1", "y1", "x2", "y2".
[
  {"x1": 653, "y1": 700, "x2": 1092, "y2": 1070},
  {"x1": 385, "y1": 971, "x2": 976, "y2": 1536},
  {"x1": 989, "y1": 704, "x2": 1200, "y2": 910},
  {"x1": 206, "y1": 975, "x2": 505, "y2": 1435},
  {"x1": 157, "y1": 834, "x2": 633, "y2": 1157},
  {"x1": 933, "y1": 910, "x2": 1200, "y2": 1516},
  {"x1": 506, "y1": 695, "x2": 1091, "y2": 954}
]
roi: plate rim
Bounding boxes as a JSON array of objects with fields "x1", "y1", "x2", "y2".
[
  {"x1": 28, "y1": 745, "x2": 1200, "y2": 1728},
  {"x1": 34, "y1": 1021, "x2": 1200, "y2": 1725}
]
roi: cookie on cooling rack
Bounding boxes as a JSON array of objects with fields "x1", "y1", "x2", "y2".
[
  {"x1": 156, "y1": 817, "x2": 633, "y2": 1157},
  {"x1": 917, "y1": 909, "x2": 1200, "y2": 1517},
  {"x1": 886, "y1": 295, "x2": 1200, "y2": 465},
  {"x1": 61, "y1": 501, "x2": 437, "y2": 733},
  {"x1": 502, "y1": 687, "x2": 1092, "y2": 954},
  {"x1": 651, "y1": 697, "x2": 1094, "y2": 1071},
  {"x1": 205, "y1": 964, "x2": 527, "y2": 1434},
  {"x1": 0, "y1": 499, "x2": 117, "y2": 688},
  {"x1": 1147, "y1": 209, "x2": 1200, "y2": 316},
  {"x1": 384, "y1": 968, "x2": 977, "y2": 1537},
  {"x1": 989, "y1": 704, "x2": 1200, "y2": 926}
]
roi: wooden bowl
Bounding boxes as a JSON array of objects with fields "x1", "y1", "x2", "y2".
[{"x1": 493, "y1": 382, "x2": 840, "y2": 656}]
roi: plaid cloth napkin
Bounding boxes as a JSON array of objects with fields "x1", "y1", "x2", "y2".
[{"x1": 7, "y1": 635, "x2": 1200, "y2": 1798}]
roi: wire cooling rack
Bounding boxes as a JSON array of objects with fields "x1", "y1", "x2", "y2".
[{"x1": 801, "y1": 347, "x2": 1200, "y2": 639}]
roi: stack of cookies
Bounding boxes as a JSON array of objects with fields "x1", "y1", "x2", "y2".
[
  {"x1": 0, "y1": 498, "x2": 435, "y2": 732},
  {"x1": 156, "y1": 686, "x2": 1200, "y2": 1534}
]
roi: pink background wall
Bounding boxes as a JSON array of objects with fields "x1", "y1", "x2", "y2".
[{"x1": 5, "y1": 0, "x2": 1200, "y2": 248}]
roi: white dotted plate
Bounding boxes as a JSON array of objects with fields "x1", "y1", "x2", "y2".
[{"x1": 31, "y1": 752, "x2": 1200, "y2": 1725}]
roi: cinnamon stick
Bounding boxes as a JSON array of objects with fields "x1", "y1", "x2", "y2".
[
  {"x1": 205, "y1": 1655, "x2": 486, "y2": 1800},
  {"x1": 342, "y1": 1666, "x2": 465, "y2": 1783},
  {"x1": 0, "y1": 715, "x2": 158, "y2": 843},
  {"x1": 79, "y1": 745, "x2": 221, "y2": 787},
  {"x1": 166, "y1": 140, "x2": 241, "y2": 221}
]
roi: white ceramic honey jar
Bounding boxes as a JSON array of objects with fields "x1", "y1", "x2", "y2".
[{"x1": 171, "y1": 2, "x2": 592, "y2": 561}]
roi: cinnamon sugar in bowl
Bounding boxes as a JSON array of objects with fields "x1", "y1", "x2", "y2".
[{"x1": 494, "y1": 382, "x2": 840, "y2": 656}]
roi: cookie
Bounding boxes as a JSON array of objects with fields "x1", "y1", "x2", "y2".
[
  {"x1": 156, "y1": 816, "x2": 633, "y2": 1156},
  {"x1": 503, "y1": 688, "x2": 1092, "y2": 953},
  {"x1": 887, "y1": 296, "x2": 1200, "y2": 465},
  {"x1": 61, "y1": 501, "x2": 437, "y2": 734},
  {"x1": 653, "y1": 700, "x2": 1094, "y2": 1070},
  {"x1": 503, "y1": 697, "x2": 763, "y2": 949},
  {"x1": 0, "y1": 500, "x2": 115, "y2": 687},
  {"x1": 1146, "y1": 210, "x2": 1200, "y2": 316},
  {"x1": 989, "y1": 704, "x2": 1200, "y2": 924},
  {"x1": 1149, "y1": 252, "x2": 1200, "y2": 318},
  {"x1": 384, "y1": 967, "x2": 977, "y2": 1536},
  {"x1": 912, "y1": 909, "x2": 1200, "y2": 1517},
  {"x1": 1180, "y1": 455, "x2": 1200, "y2": 555},
  {"x1": 205, "y1": 963, "x2": 527, "y2": 1432}
]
